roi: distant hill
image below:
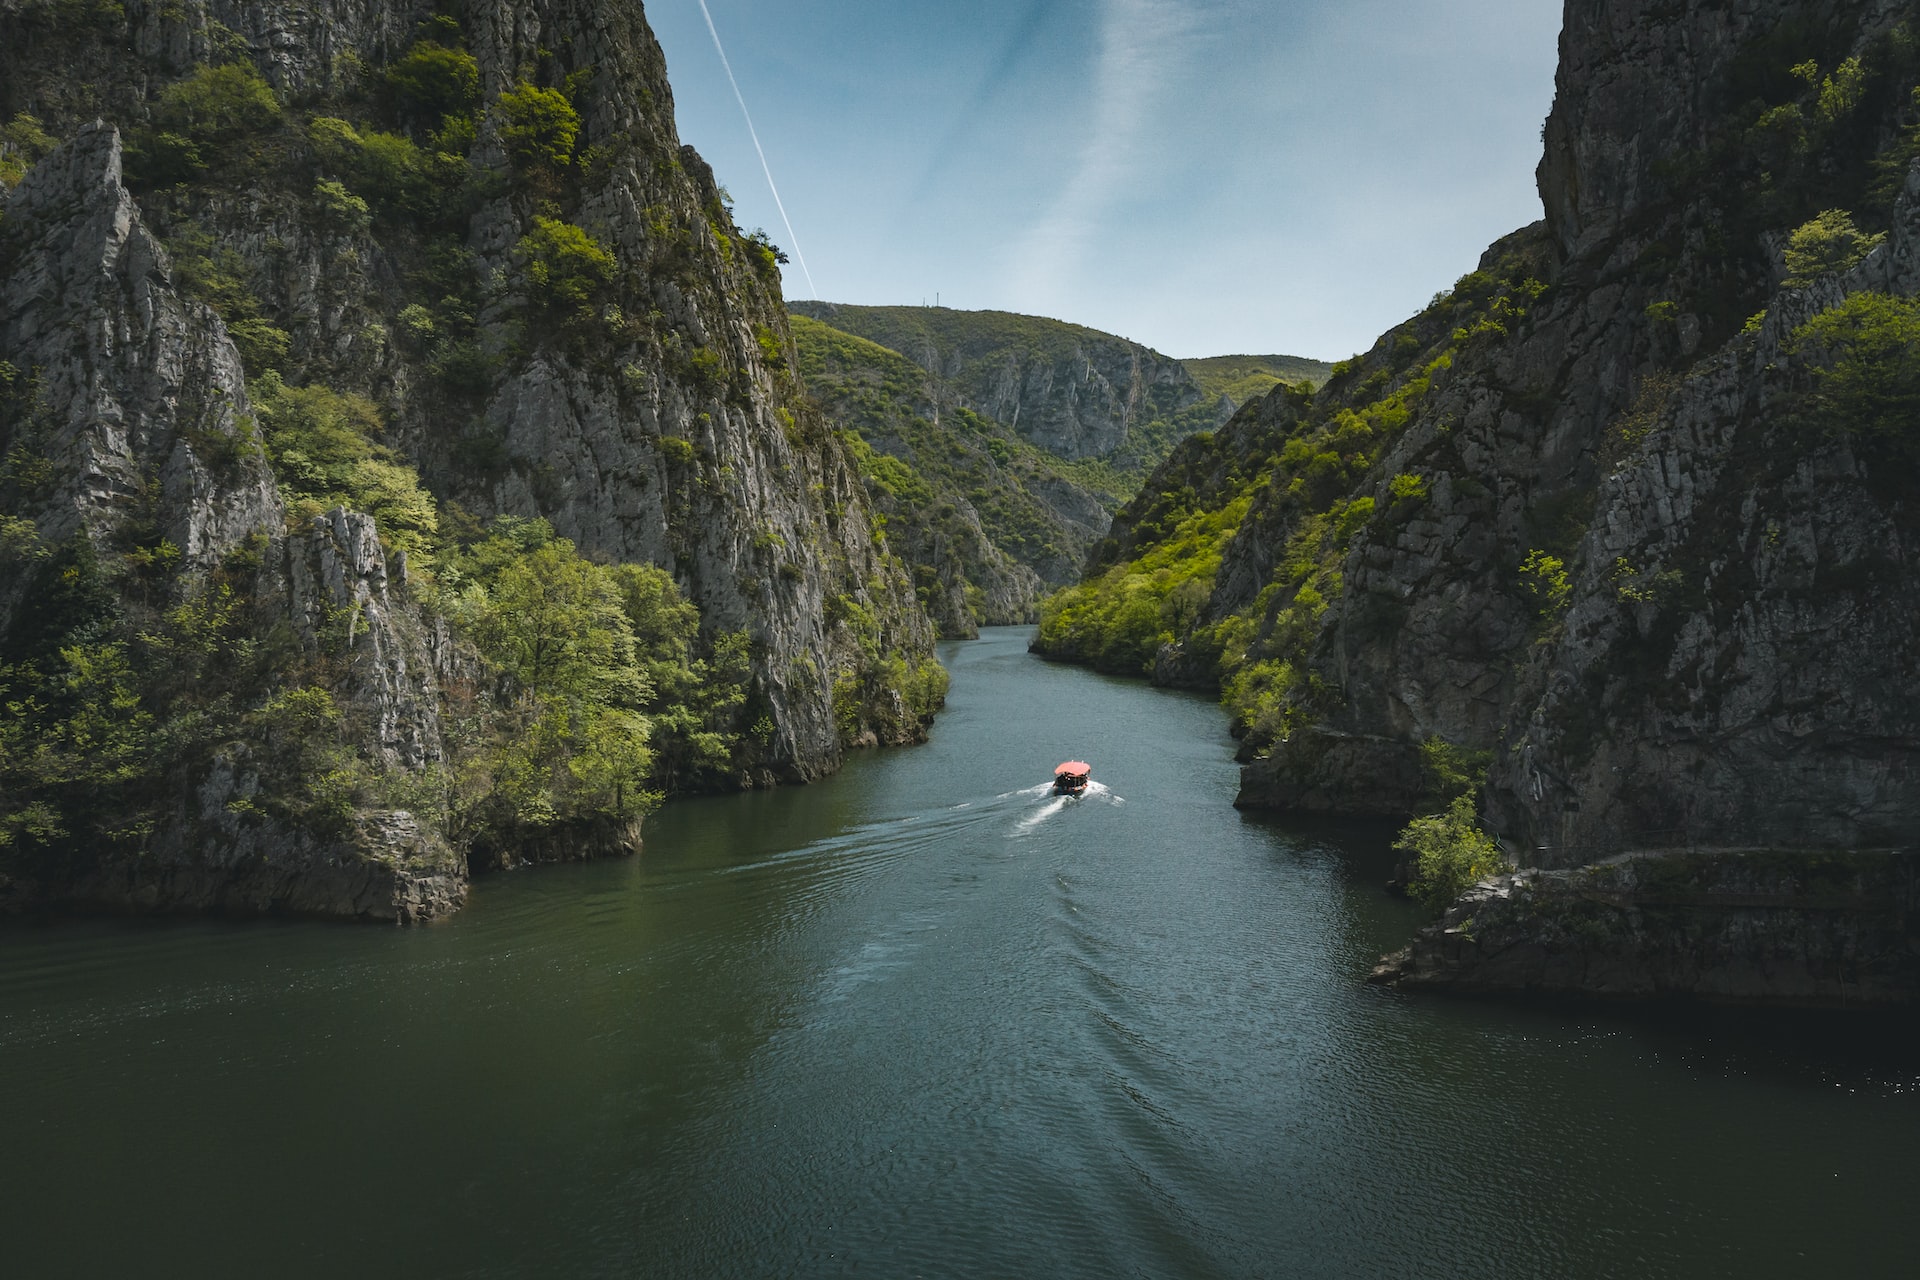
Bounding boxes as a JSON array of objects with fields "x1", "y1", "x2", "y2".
[
  {"x1": 790, "y1": 314, "x2": 1116, "y2": 636},
  {"x1": 788, "y1": 302, "x2": 1224, "y2": 476},
  {"x1": 1183, "y1": 354, "x2": 1333, "y2": 404},
  {"x1": 787, "y1": 303, "x2": 1331, "y2": 637}
]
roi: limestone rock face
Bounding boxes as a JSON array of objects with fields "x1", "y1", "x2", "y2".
[
  {"x1": 3, "y1": 0, "x2": 944, "y2": 921},
  {"x1": 1, "y1": 123, "x2": 463, "y2": 919},
  {"x1": 286, "y1": 506, "x2": 445, "y2": 772},
  {"x1": 445, "y1": 2, "x2": 936, "y2": 775},
  {"x1": 789, "y1": 301, "x2": 1212, "y2": 465},
  {"x1": 3, "y1": 0, "x2": 938, "y2": 791},
  {"x1": 0, "y1": 123, "x2": 276, "y2": 591},
  {"x1": 1234, "y1": 1, "x2": 1920, "y2": 862},
  {"x1": 1489, "y1": 208, "x2": 1920, "y2": 861}
]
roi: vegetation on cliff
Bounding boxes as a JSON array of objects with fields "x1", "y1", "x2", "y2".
[
  {"x1": 1182, "y1": 354, "x2": 1332, "y2": 405},
  {"x1": 1041, "y1": 4, "x2": 1920, "y2": 971},
  {"x1": 791, "y1": 313, "x2": 1124, "y2": 633},
  {"x1": 0, "y1": 2, "x2": 944, "y2": 910},
  {"x1": 1036, "y1": 246, "x2": 1550, "y2": 760}
]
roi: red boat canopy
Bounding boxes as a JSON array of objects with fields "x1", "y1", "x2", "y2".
[{"x1": 1054, "y1": 761, "x2": 1090, "y2": 776}]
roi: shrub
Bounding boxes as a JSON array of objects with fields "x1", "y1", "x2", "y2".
[
  {"x1": 308, "y1": 117, "x2": 467, "y2": 221},
  {"x1": 252, "y1": 372, "x2": 440, "y2": 565},
  {"x1": 515, "y1": 216, "x2": 615, "y2": 320},
  {"x1": 1388, "y1": 472, "x2": 1428, "y2": 503},
  {"x1": 225, "y1": 317, "x2": 291, "y2": 375},
  {"x1": 1394, "y1": 791, "x2": 1509, "y2": 908},
  {"x1": 1517, "y1": 549, "x2": 1570, "y2": 619},
  {"x1": 1787, "y1": 290, "x2": 1920, "y2": 466},
  {"x1": 1782, "y1": 209, "x2": 1883, "y2": 286},
  {"x1": 495, "y1": 80, "x2": 580, "y2": 177},
  {"x1": 0, "y1": 113, "x2": 55, "y2": 188},
  {"x1": 385, "y1": 40, "x2": 480, "y2": 124},
  {"x1": 155, "y1": 64, "x2": 281, "y2": 148},
  {"x1": 312, "y1": 178, "x2": 370, "y2": 236}
]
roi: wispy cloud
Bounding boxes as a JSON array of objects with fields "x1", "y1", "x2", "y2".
[
  {"x1": 1003, "y1": 0, "x2": 1197, "y2": 308},
  {"x1": 696, "y1": 0, "x2": 819, "y2": 298},
  {"x1": 902, "y1": 0, "x2": 1053, "y2": 213}
]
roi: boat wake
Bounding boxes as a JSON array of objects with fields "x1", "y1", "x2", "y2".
[
  {"x1": 711, "y1": 779, "x2": 1126, "y2": 879},
  {"x1": 1012, "y1": 779, "x2": 1122, "y2": 836}
]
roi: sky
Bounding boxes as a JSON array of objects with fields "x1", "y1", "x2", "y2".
[{"x1": 645, "y1": 1, "x2": 1565, "y2": 362}]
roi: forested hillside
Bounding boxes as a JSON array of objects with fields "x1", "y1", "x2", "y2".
[
  {"x1": 790, "y1": 313, "x2": 1117, "y2": 635},
  {"x1": 1183, "y1": 354, "x2": 1332, "y2": 405},
  {"x1": 787, "y1": 306, "x2": 1328, "y2": 636}
]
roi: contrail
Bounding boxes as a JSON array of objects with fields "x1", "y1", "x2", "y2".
[{"x1": 695, "y1": 0, "x2": 818, "y2": 298}]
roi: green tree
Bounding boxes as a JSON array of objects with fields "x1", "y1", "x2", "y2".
[
  {"x1": 0, "y1": 641, "x2": 153, "y2": 860},
  {"x1": 155, "y1": 64, "x2": 281, "y2": 148},
  {"x1": 1782, "y1": 209, "x2": 1883, "y2": 286},
  {"x1": 385, "y1": 40, "x2": 480, "y2": 125},
  {"x1": 446, "y1": 523, "x2": 666, "y2": 838},
  {"x1": 1394, "y1": 791, "x2": 1509, "y2": 908},
  {"x1": 515, "y1": 216, "x2": 616, "y2": 320},
  {"x1": 474, "y1": 540, "x2": 644, "y2": 703},
  {"x1": 1788, "y1": 290, "x2": 1920, "y2": 466},
  {"x1": 307, "y1": 117, "x2": 468, "y2": 222},
  {"x1": 495, "y1": 80, "x2": 580, "y2": 177}
]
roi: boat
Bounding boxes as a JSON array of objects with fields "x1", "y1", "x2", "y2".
[{"x1": 1052, "y1": 761, "x2": 1091, "y2": 795}]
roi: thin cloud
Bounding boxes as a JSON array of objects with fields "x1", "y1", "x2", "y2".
[
  {"x1": 901, "y1": 0, "x2": 1055, "y2": 213},
  {"x1": 1003, "y1": 0, "x2": 1196, "y2": 309},
  {"x1": 696, "y1": 0, "x2": 819, "y2": 297}
]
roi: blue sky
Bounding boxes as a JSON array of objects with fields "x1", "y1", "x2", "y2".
[{"x1": 646, "y1": 2, "x2": 1564, "y2": 361}]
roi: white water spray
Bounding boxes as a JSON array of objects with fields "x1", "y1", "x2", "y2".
[{"x1": 695, "y1": 0, "x2": 819, "y2": 298}]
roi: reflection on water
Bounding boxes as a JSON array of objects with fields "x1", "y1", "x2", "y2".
[{"x1": 2, "y1": 628, "x2": 1917, "y2": 1279}]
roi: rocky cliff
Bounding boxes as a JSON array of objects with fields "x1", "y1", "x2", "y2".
[
  {"x1": 1243, "y1": 0, "x2": 1920, "y2": 851},
  {"x1": 0, "y1": 0, "x2": 942, "y2": 919},
  {"x1": 1, "y1": 123, "x2": 464, "y2": 919},
  {"x1": 789, "y1": 301, "x2": 1224, "y2": 470},
  {"x1": 1042, "y1": 0, "x2": 1920, "y2": 1001}
]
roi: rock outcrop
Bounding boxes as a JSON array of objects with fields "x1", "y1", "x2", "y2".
[
  {"x1": 0, "y1": 122, "x2": 275, "y2": 588},
  {"x1": 1239, "y1": 0, "x2": 1920, "y2": 853},
  {"x1": 1372, "y1": 850, "x2": 1920, "y2": 1006}
]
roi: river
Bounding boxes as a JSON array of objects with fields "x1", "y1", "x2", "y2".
[{"x1": 2, "y1": 627, "x2": 1916, "y2": 1277}]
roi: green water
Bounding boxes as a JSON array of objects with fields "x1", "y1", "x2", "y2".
[{"x1": 3, "y1": 627, "x2": 1916, "y2": 1277}]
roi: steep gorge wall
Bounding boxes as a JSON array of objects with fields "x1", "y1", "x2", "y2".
[
  {"x1": 1040, "y1": 0, "x2": 1920, "y2": 999},
  {"x1": 1239, "y1": 0, "x2": 1920, "y2": 857},
  {"x1": 0, "y1": 124, "x2": 464, "y2": 918},
  {"x1": 0, "y1": 0, "x2": 941, "y2": 917}
]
